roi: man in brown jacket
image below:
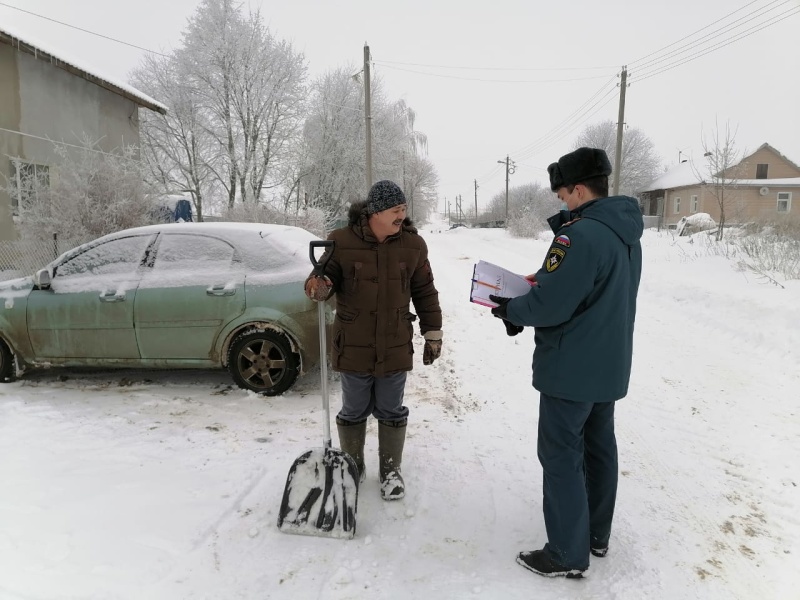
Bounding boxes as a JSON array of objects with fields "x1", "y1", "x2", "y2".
[{"x1": 305, "y1": 180, "x2": 443, "y2": 500}]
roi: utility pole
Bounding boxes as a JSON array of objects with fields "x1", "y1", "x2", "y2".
[
  {"x1": 497, "y1": 156, "x2": 515, "y2": 227},
  {"x1": 403, "y1": 150, "x2": 412, "y2": 219},
  {"x1": 364, "y1": 43, "x2": 373, "y2": 190},
  {"x1": 474, "y1": 179, "x2": 478, "y2": 225},
  {"x1": 613, "y1": 66, "x2": 628, "y2": 196}
]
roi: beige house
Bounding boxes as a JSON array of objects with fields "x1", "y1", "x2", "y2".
[
  {"x1": 641, "y1": 144, "x2": 800, "y2": 229},
  {"x1": 0, "y1": 25, "x2": 166, "y2": 241}
]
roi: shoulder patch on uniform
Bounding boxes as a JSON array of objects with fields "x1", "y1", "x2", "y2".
[
  {"x1": 545, "y1": 247, "x2": 566, "y2": 272},
  {"x1": 554, "y1": 234, "x2": 571, "y2": 248}
]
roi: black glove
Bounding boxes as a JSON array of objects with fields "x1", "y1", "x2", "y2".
[
  {"x1": 489, "y1": 295, "x2": 523, "y2": 336},
  {"x1": 502, "y1": 319, "x2": 524, "y2": 337},
  {"x1": 489, "y1": 294, "x2": 511, "y2": 319}
]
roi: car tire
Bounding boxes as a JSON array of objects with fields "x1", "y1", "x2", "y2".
[
  {"x1": 0, "y1": 338, "x2": 14, "y2": 382},
  {"x1": 227, "y1": 329, "x2": 299, "y2": 396}
]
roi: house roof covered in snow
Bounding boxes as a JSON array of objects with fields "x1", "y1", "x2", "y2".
[
  {"x1": 643, "y1": 145, "x2": 800, "y2": 193},
  {"x1": 0, "y1": 24, "x2": 166, "y2": 115},
  {"x1": 643, "y1": 160, "x2": 705, "y2": 191}
]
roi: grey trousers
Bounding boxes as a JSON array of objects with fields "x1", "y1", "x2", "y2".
[{"x1": 338, "y1": 371, "x2": 409, "y2": 423}]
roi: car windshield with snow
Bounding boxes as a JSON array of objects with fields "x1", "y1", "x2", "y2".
[{"x1": 0, "y1": 222, "x2": 325, "y2": 395}]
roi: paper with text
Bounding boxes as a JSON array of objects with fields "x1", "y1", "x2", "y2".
[{"x1": 470, "y1": 260, "x2": 534, "y2": 308}]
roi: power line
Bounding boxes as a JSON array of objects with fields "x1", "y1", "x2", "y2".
[
  {"x1": 633, "y1": 0, "x2": 791, "y2": 71},
  {"x1": 0, "y1": 126, "x2": 134, "y2": 157},
  {"x1": 631, "y1": 5, "x2": 800, "y2": 82},
  {"x1": 509, "y1": 75, "x2": 619, "y2": 162},
  {"x1": 376, "y1": 59, "x2": 618, "y2": 72},
  {"x1": 0, "y1": 1, "x2": 168, "y2": 57},
  {"x1": 628, "y1": 0, "x2": 765, "y2": 66},
  {"x1": 631, "y1": 0, "x2": 794, "y2": 76},
  {"x1": 374, "y1": 62, "x2": 616, "y2": 84},
  {"x1": 483, "y1": 1, "x2": 800, "y2": 184},
  {"x1": 473, "y1": 74, "x2": 620, "y2": 188}
]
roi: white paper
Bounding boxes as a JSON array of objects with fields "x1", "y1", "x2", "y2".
[{"x1": 470, "y1": 260, "x2": 534, "y2": 308}]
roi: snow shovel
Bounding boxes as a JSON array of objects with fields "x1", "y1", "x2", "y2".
[{"x1": 277, "y1": 240, "x2": 359, "y2": 539}]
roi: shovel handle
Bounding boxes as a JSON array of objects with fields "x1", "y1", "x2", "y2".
[{"x1": 310, "y1": 240, "x2": 334, "y2": 277}]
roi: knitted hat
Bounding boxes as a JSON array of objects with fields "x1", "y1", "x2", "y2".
[
  {"x1": 547, "y1": 147, "x2": 612, "y2": 192},
  {"x1": 366, "y1": 180, "x2": 406, "y2": 214}
]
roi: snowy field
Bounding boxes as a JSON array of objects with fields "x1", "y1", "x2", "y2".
[{"x1": 1, "y1": 225, "x2": 798, "y2": 600}]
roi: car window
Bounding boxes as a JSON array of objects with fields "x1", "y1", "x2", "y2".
[
  {"x1": 55, "y1": 236, "x2": 152, "y2": 279},
  {"x1": 151, "y1": 234, "x2": 236, "y2": 272}
]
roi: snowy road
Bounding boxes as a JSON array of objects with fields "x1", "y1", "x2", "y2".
[{"x1": 1, "y1": 226, "x2": 798, "y2": 599}]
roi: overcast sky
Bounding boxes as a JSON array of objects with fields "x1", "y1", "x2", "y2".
[{"x1": 2, "y1": 0, "x2": 799, "y2": 212}]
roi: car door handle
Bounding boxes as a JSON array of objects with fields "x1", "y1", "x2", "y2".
[
  {"x1": 206, "y1": 285, "x2": 235, "y2": 297},
  {"x1": 99, "y1": 292, "x2": 126, "y2": 302}
]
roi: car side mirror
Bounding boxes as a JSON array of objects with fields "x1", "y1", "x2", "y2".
[{"x1": 33, "y1": 268, "x2": 52, "y2": 290}]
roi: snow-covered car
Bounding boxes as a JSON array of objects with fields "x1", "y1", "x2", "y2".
[{"x1": 0, "y1": 223, "x2": 326, "y2": 395}]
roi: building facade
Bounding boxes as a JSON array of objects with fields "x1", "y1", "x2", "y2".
[
  {"x1": 0, "y1": 27, "x2": 165, "y2": 240},
  {"x1": 641, "y1": 144, "x2": 800, "y2": 229}
]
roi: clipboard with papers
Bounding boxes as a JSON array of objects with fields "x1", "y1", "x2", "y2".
[{"x1": 470, "y1": 260, "x2": 534, "y2": 308}]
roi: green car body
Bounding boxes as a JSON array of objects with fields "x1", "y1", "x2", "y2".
[{"x1": 0, "y1": 222, "x2": 328, "y2": 395}]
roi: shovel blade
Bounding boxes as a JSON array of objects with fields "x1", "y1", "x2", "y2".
[{"x1": 277, "y1": 447, "x2": 359, "y2": 539}]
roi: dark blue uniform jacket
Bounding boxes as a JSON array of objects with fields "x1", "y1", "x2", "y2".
[{"x1": 505, "y1": 196, "x2": 643, "y2": 402}]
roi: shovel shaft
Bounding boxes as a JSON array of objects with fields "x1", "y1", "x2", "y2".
[
  {"x1": 318, "y1": 298, "x2": 331, "y2": 448},
  {"x1": 310, "y1": 240, "x2": 335, "y2": 449}
]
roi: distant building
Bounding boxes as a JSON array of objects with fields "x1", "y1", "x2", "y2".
[
  {"x1": 0, "y1": 25, "x2": 166, "y2": 240},
  {"x1": 640, "y1": 143, "x2": 800, "y2": 229}
]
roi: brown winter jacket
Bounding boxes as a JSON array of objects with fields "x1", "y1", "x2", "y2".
[{"x1": 310, "y1": 201, "x2": 442, "y2": 377}]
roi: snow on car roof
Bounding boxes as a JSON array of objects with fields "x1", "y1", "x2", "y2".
[{"x1": 56, "y1": 223, "x2": 321, "y2": 278}]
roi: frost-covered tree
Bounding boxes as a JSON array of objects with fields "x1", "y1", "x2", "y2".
[
  {"x1": 130, "y1": 54, "x2": 220, "y2": 221},
  {"x1": 301, "y1": 75, "x2": 439, "y2": 228},
  {"x1": 174, "y1": 0, "x2": 306, "y2": 207},
  {"x1": 484, "y1": 182, "x2": 559, "y2": 238},
  {"x1": 697, "y1": 120, "x2": 742, "y2": 241},
  {"x1": 300, "y1": 67, "x2": 366, "y2": 226},
  {"x1": 5, "y1": 138, "x2": 156, "y2": 241},
  {"x1": 382, "y1": 100, "x2": 438, "y2": 224},
  {"x1": 573, "y1": 120, "x2": 661, "y2": 197},
  {"x1": 401, "y1": 155, "x2": 439, "y2": 224}
]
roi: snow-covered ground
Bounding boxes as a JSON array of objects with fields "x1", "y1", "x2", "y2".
[{"x1": 1, "y1": 225, "x2": 798, "y2": 600}]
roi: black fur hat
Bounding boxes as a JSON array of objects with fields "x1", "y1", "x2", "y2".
[
  {"x1": 366, "y1": 180, "x2": 406, "y2": 214},
  {"x1": 547, "y1": 147, "x2": 612, "y2": 192}
]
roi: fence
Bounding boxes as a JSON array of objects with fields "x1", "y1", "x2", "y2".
[{"x1": 0, "y1": 233, "x2": 93, "y2": 281}]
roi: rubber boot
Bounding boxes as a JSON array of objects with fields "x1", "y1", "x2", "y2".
[
  {"x1": 336, "y1": 416, "x2": 367, "y2": 483},
  {"x1": 378, "y1": 418, "x2": 407, "y2": 500}
]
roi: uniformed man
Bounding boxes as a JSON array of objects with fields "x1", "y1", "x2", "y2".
[{"x1": 489, "y1": 147, "x2": 644, "y2": 578}]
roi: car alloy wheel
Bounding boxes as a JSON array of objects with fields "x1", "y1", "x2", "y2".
[{"x1": 227, "y1": 329, "x2": 299, "y2": 396}]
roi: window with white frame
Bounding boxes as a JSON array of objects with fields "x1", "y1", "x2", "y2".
[
  {"x1": 777, "y1": 192, "x2": 792, "y2": 213},
  {"x1": 691, "y1": 195, "x2": 698, "y2": 213},
  {"x1": 673, "y1": 197, "x2": 681, "y2": 214},
  {"x1": 11, "y1": 160, "x2": 50, "y2": 216}
]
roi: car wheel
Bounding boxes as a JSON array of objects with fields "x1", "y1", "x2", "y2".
[
  {"x1": 0, "y1": 338, "x2": 14, "y2": 382},
  {"x1": 227, "y1": 329, "x2": 299, "y2": 396}
]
